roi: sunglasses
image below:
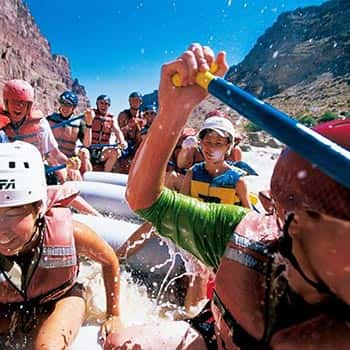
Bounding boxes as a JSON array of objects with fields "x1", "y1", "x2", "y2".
[{"x1": 144, "y1": 111, "x2": 157, "y2": 116}]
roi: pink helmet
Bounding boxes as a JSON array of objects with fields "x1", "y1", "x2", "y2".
[
  {"x1": 3, "y1": 79, "x2": 34, "y2": 103},
  {"x1": 271, "y1": 119, "x2": 350, "y2": 220}
]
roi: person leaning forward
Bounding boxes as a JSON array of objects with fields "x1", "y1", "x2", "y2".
[{"x1": 111, "y1": 43, "x2": 350, "y2": 350}]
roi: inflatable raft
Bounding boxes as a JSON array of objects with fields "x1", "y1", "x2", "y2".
[{"x1": 70, "y1": 184, "x2": 194, "y2": 349}]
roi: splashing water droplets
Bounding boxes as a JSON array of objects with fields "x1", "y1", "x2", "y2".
[
  {"x1": 272, "y1": 50, "x2": 279, "y2": 59},
  {"x1": 297, "y1": 170, "x2": 307, "y2": 179}
]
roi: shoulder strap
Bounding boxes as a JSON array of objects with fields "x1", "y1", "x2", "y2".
[{"x1": 279, "y1": 213, "x2": 335, "y2": 296}]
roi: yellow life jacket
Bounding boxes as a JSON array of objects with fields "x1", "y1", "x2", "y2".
[{"x1": 190, "y1": 162, "x2": 258, "y2": 205}]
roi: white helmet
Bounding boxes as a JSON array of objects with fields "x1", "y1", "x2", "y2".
[{"x1": 0, "y1": 142, "x2": 47, "y2": 208}]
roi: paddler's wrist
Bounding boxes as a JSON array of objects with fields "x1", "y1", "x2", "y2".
[{"x1": 157, "y1": 106, "x2": 191, "y2": 126}]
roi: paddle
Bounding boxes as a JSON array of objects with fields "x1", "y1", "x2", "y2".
[
  {"x1": 50, "y1": 114, "x2": 84, "y2": 129},
  {"x1": 45, "y1": 164, "x2": 66, "y2": 174},
  {"x1": 173, "y1": 70, "x2": 350, "y2": 189},
  {"x1": 78, "y1": 143, "x2": 121, "y2": 149}
]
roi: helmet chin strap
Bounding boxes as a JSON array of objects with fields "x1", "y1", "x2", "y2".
[
  {"x1": 279, "y1": 213, "x2": 333, "y2": 296},
  {"x1": 21, "y1": 215, "x2": 45, "y2": 253}
]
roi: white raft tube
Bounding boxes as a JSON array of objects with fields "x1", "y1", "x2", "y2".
[
  {"x1": 68, "y1": 181, "x2": 137, "y2": 219},
  {"x1": 83, "y1": 171, "x2": 128, "y2": 187}
]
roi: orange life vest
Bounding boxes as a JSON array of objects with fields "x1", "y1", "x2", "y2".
[
  {"x1": 2, "y1": 106, "x2": 44, "y2": 154},
  {"x1": 212, "y1": 212, "x2": 282, "y2": 350},
  {"x1": 211, "y1": 211, "x2": 348, "y2": 349},
  {"x1": 0, "y1": 185, "x2": 79, "y2": 305},
  {"x1": 118, "y1": 108, "x2": 142, "y2": 129},
  {"x1": 47, "y1": 112, "x2": 81, "y2": 157},
  {"x1": 91, "y1": 109, "x2": 114, "y2": 146}
]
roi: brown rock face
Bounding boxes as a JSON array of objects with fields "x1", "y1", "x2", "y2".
[
  {"x1": 0, "y1": 0, "x2": 89, "y2": 114},
  {"x1": 225, "y1": 0, "x2": 349, "y2": 118}
]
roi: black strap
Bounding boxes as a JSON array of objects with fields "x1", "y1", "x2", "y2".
[
  {"x1": 279, "y1": 213, "x2": 334, "y2": 296},
  {"x1": 213, "y1": 292, "x2": 269, "y2": 350}
]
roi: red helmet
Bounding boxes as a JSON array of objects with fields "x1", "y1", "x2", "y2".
[
  {"x1": 271, "y1": 119, "x2": 350, "y2": 220},
  {"x1": 3, "y1": 79, "x2": 34, "y2": 103}
]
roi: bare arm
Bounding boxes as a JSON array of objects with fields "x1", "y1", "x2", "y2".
[
  {"x1": 179, "y1": 170, "x2": 192, "y2": 196},
  {"x1": 70, "y1": 195, "x2": 102, "y2": 216},
  {"x1": 117, "y1": 112, "x2": 128, "y2": 128},
  {"x1": 235, "y1": 178, "x2": 252, "y2": 209},
  {"x1": 73, "y1": 220, "x2": 120, "y2": 318},
  {"x1": 48, "y1": 147, "x2": 69, "y2": 165},
  {"x1": 126, "y1": 44, "x2": 228, "y2": 211},
  {"x1": 232, "y1": 146, "x2": 242, "y2": 162},
  {"x1": 82, "y1": 109, "x2": 95, "y2": 148},
  {"x1": 116, "y1": 222, "x2": 154, "y2": 261},
  {"x1": 113, "y1": 117, "x2": 127, "y2": 148}
]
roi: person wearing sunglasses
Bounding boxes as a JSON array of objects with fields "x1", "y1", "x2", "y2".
[
  {"x1": 137, "y1": 104, "x2": 158, "y2": 143},
  {"x1": 106, "y1": 44, "x2": 350, "y2": 349}
]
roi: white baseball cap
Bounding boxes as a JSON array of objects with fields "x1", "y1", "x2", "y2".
[{"x1": 199, "y1": 116, "x2": 235, "y2": 142}]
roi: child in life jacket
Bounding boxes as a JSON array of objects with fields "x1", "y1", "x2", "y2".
[
  {"x1": 0, "y1": 142, "x2": 121, "y2": 349},
  {"x1": 180, "y1": 116, "x2": 252, "y2": 209},
  {"x1": 176, "y1": 110, "x2": 243, "y2": 173}
]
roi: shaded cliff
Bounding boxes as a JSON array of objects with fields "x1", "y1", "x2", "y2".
[{"x1": 0, "y1": 0, "x2": 89, "y2": 114}]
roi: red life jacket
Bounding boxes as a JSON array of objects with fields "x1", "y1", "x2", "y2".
[
  {"x1": 91, "y1": 109, "x2": 114, "y2": 146},
  {"x1": 0, "y1": 112, "x2": 10, "y2": 129},
  {"x1": 2, "y1": 106, "x2": 44, "y2": 154},
  {"x1": 211, "y1": 211, "x2": 348, "y2": 349},
  {"x1": 0, "y1": 185, "x2": 79, "y2": 305},
  {"x1": 212, "y1": 211, "x2": 282, "y2": 350},
  {"x1": 48, "y1": 112, "x2": 80, "y2": 157},
  {"x1": 118, "y1": 108, "x2": 142, "y2": 129}
]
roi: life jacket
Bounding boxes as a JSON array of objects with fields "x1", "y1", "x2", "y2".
[
  {"x1": 1, "y1": 106, "x2": 44, "y2": 154},
  {"x1": 0, "y1": 113, "x2": 10, "y2": 129},
  {"x1": 211, "y1": 211, "x2": 347, "y2": 350},
  {"x1": 211, "y1": 211, "x2": 285, "y2": 350},
  {"x1": 190, "y1": 162, "x2": 246, "y2": 205},
  {"x1": 120, "y1": 109, "x2": 144, "y2": 142},
  {"x1": 91, "y1": 109, "x2": 114, "y2": 146},
  {"x1": 47, "y1": 112, "x2": 81, "y2": 157},
  {"x1": 119, "y1": 108, "x2": 143, "y2": 129},
  {"x1": 0, "y1": 184, "x2": 79, "y2": 306}
]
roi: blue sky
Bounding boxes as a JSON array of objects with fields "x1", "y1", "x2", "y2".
[{"x1": 25, "y1": 0, "x2": 325, "y2": 114}]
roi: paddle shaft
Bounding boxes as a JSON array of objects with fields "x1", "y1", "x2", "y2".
[{"x1": 51, "y1": 114, "x2": 84, "y2": 129}]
